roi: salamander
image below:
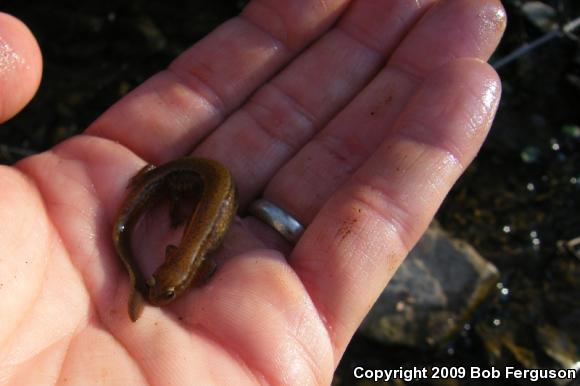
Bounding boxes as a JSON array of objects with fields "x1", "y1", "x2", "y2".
[{"x1": 112, "y1": 157, "x2": 238, "y2": 321}]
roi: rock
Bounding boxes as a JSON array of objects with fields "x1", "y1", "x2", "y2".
[{"x1": 359, "y1": 224, "x2": 499, "y2": 349}]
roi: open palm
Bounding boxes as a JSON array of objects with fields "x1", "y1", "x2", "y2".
[{"x1": 0, "y1": 1, "x2": 505, "y2": 384}]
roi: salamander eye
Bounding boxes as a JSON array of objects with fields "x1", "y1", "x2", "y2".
[{"x1": 161, "y1": 288, "x2": 176, "y2": 300}]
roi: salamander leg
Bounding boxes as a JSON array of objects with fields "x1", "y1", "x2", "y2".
[
  {"x1": 195, "y1": 259, "x2": 217, "y2": 285},
  {"x1": 168, "y1": 184, "x2": 203, "y2": 228}
]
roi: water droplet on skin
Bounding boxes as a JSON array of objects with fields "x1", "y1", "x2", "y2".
[{"x1": 0, "y1": 38, "x2": 26, "y2": 76}]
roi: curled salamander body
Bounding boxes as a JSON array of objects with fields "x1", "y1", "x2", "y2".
[{"x1": 112, "y1": 157, "x2": 238, "y2": 321}]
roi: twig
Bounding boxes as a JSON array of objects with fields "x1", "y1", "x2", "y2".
[{"x1": 492, "y1": 15, "x2": 580, "y2": 70}]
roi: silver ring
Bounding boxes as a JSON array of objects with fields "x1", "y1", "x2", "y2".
[{"x1": 248, "y1": 199, "x2": 304, "y2": 243}]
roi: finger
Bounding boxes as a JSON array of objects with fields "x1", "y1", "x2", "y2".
[
  {"x1": 292, "y1": 59, "x2": 501, "y2": 359},
  {"x1": 194, "y1": 0, "x2": 436, "y2": 204},
  {"x1": 263, "y1": 0, "x2": 506, "y2": 225},
  {"x1": 87, "y1": 0, "x2": 352, "y2": 163},
  {"x1": 0, "y1": 13, "x2": 42, "y2": 123}
]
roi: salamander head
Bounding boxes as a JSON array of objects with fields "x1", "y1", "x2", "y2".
[
  {"x1": 148, "y1": 283, "x2": 176, "y2": 305},
  {"x1": 147, "y1": 265, "x2": 187, "y2": 305}
]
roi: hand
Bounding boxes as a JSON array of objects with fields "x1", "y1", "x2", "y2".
[{"x1": 0, "y1": 1, "x2": 505, "y2": 384}]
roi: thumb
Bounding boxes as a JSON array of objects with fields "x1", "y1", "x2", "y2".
[{"x1": 0, "y1": 12, "x2": 42, "y2": 123}]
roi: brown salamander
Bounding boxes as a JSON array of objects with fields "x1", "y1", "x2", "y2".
[{"x1": 112, "y1": 157, "x2": 238, "y2": 321}]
